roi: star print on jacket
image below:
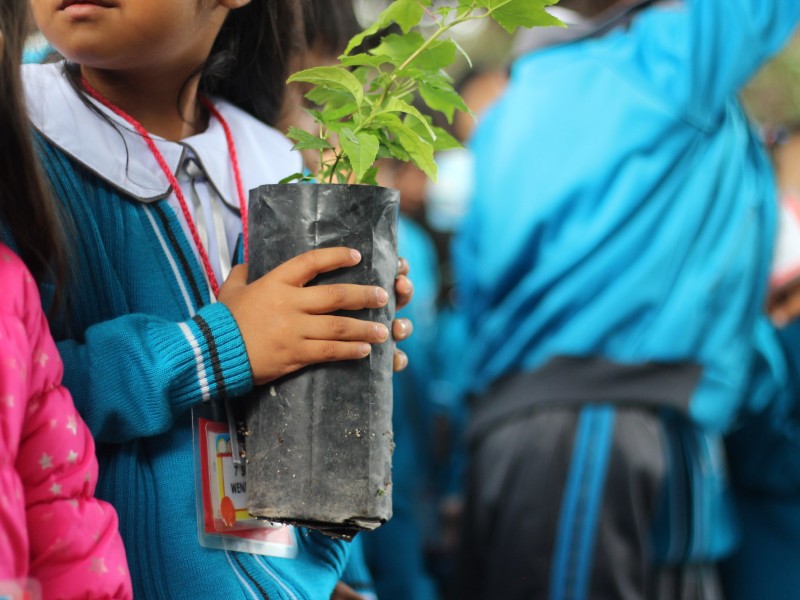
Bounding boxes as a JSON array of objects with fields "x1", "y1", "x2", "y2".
[{"x1": 0, "y1": 245, "x2": 132, "y2": 599}]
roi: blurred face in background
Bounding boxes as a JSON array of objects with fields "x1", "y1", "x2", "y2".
[
  {"x1": 774, "y1": 131, "x2": 800, "y2": 193},
  {"x1": 454, "y1": 69, "x2": 508, "y2": 143},
  {"x1": 277, "y1": 41, "x2": 340, "y2": 174}
]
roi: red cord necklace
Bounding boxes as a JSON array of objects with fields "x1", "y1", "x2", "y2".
[{"x1": 81, "y1": 77, "x2": 249, "y2": 298}]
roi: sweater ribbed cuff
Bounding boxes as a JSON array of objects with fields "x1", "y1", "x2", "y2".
[
  {"x1": 192, "y1": 302, "x2": 254, "y2": 401},
  {"x1": 151, "y1": 303, "x2": 253, "y2": 412}
]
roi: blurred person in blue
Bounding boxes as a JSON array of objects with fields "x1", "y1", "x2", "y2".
[
  {"x1": 453, "y1": 1, "x2": 800, "y2": 599},
  {"x1": 360, "y1": 154, "x2": 443, "y2": 600},
  {"x1": 423, "y1": 67, "x2": 508, "y2": 598},
  {"x1": 720, "y1": 126, "x2": 800, "y2": 600}
]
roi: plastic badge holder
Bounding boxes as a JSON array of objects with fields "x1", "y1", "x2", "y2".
[
  {"x1": 0, "y1": 579, "x2": 41, "y2": 600},
  {"x1": 771, "y1": 192, "x2": 800, "y2": 294},
  {"x1": 192, "y1": 403, "x2": 298, "y2": 558}
]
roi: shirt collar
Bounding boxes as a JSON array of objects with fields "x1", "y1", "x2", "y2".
[{"x1": 24, "y1": 62, "x2": 300, "y2": 206}]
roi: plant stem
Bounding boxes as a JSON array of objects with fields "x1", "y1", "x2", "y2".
[
  {"x1": 352, "y1": 13, "x2": 467, "y2": 141},
  {"x1": 328, "y1": 151, "x2": 344, "y2": 184},
  {"x1": 418, "y1": 1, "x2": 441, "y2": 27}
]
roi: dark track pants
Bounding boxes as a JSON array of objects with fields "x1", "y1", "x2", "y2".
[{"x1": 457, "y1": 405, "x2": 723, "y2": 600}]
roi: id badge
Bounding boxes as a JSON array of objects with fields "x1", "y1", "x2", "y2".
[
  {"x1": 0, "y1": 579, "x2": 41, "y2": 600},
  {"x1": 193, "y1": 408, "x2": 298, "y2": 558}
]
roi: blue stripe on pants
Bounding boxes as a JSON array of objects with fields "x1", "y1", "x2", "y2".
[{"x1": 550, "y1": 405, "x2": 616, "y2": 600}]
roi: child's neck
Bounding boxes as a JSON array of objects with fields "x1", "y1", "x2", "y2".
[{"x1": 82, "y1": 66, "x2": 208, "y2": 142}]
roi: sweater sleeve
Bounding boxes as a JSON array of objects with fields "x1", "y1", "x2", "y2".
[
  {"x1": 56, "y1": 302, "x2": 253, "y2": 443},
  {"x1": 619, "y1": 0, "x2": 800, "y2": 127}
]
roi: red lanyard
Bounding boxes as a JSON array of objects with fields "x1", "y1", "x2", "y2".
[{"x1": 81, "y1": 77, "x2": 249, "y2": 298}]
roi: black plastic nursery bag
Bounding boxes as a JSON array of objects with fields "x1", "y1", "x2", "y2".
[{"x1": 244, "y1": 183, "x2": 399, "y2": 539}]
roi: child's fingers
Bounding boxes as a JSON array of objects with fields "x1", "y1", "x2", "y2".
[
  {"x1": 398, "y1": 256, "x2": 410, "y2": 277},
  {"x1": 273, "y1": 248, "x2": 362, "y2": 287},
  {"x1": 304, "y1": 316, "x2": 390, "y2": 343},
  {"x1": 768, "y1": 282, "x2": 800, "y2": 327},
  {"x1": 297, "y1": 340, "x2": 373, "y2": 364},
  {"x1": 393, "y1": 349, "x2": 409, "y2": 372},
  {"x1": 392, "y1": 318, "x2": 413, "y2": 341},
  {"x1": 300, "y1": 284, "x2": 389, "y2": 314},
  {"x1": 771, "y1": 291, "x2": 800, "y2": 327},
  {"x1": 395, "y1": 274, "x2": 414, "y2": 310}
]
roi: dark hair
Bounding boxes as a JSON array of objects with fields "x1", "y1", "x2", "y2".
[
  {"x1": 0, "y1": 0, "x2": 65, "y2": 287},
  {"x1": 558, "y1": 0, "x2": 625, "y2": 17},
  {"x1": 300, "y1": 0, "x2": 361, "y2": 56},
  {"x1": 201, "y1": 0, "x2": 303, "y2": 126}
]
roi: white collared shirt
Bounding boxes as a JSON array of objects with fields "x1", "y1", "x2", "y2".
[{"x1": 23, "y1": 62, "x2": 301, "y2": 291}]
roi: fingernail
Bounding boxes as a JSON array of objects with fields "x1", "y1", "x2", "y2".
[
  {"x1": 375, "y1": 324, "x2": 389, "y2": 341},
  {"x1": 397, "y1": 276, "x2": 413, "y2": 295},
  {"x1": 359, "y1": 344, "x2": 372, "y2": 356},
  {"x1": 351, "y1": 249, "x2": 362, "y2": 262},
  {"x1": 396, "y1": 320, "x2": 409, "y2": 336},
  {"x1": 376, "y1": 288, "x2": 389, "y2": 304},
  {"x1": 396, "y1": 351, "x2": 408, "y2": 370}
]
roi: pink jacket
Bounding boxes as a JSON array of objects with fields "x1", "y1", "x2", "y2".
[{"x1": 0, "y1": 245, "x2": 132, "y2": 599}]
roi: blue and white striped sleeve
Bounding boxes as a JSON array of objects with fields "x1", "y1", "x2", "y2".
[{"x1": 56, "y1": 302, "x2": 253, "y2": 443}]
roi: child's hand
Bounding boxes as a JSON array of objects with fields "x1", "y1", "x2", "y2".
[
  {"x1": 330, "y1": 582, "x2": 366, "y2": 600},
  {"x1": 392, "y1": 256, "x2": 414, "y2": 372},
  {"x1": 768, "y1": 279, "x2": 800, "y2": 327},
  {"x1": 219, "y1": 248, "x2": 393, "y2": 385}
]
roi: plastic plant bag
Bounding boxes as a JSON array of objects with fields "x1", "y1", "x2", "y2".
[{"x1": 244, "y1": 183, "x2": 399, "y2": 539}]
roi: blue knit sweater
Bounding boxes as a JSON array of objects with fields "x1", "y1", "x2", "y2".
[{"x1": 34, "y1": 135, "x2": 351, "y2": 599}]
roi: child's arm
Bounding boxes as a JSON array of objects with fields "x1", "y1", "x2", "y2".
[
  {"x1": 11, "y1": 257, "x2": 132, "y2": 598},
  {"x1": 55, "y1": 248, "x2": 401, "y2": 443},
  {"x1": 21, "y1": 375, "x2": 133, "y2": 599},
  {"x1": 0, "y1": 314, "x2": 30, "y2": 584}
]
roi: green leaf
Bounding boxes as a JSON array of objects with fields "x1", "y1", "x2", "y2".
[
  {"x1": 288, "y1": 66, "x2": 364, "y2": 105},
  {"x1": 387, "y1": 142, "x2": 411, "y2": 162},
  {"x1": 377, "y1": 145, "x2": 396, "y2": 160},
  {"x1": 374, "y1": 33, "x2": 457, "y2": 71},
  {"x1": 419, "y1": 80, "x2": 469, "y2": 123},
  {"x1": 344, "y1": 0, "x2": 427, "y2": 55},
  {"x1": 361, "y1": 166, "x2": 380, "y2": 186},
  {"x1": 430, "y1": 126, "x2": 463, "y2": 152},
  {"x1": 305, "y1": 86, "x2": 352, "y2": 106},
  {"x1": 279, "y1": 172, "x2": 306, "y2": 184},
  {"x1": 335, "y1": 159, "x2": 352, "y2": 184},
  {"x1": 383, "y1": 97, "x2": 436, "y2": 140},
  {"x1": 452, "y1": 38, "x2": 473, "y2": 69},
  {"x1": 306, "y1": 109, "x2": 325, "y2": 126},
  {"x1": 287, "y1": 127, "x2": 334, "y2": 151},
  {"x1": 477, "y1": 0, "x2": 564, "y2": 33},
  {"x1": 413, "y1": 39, "x2": 458, "y2": 71},
  {"x1": 404, "y1": 115, "x2": 462, "y2": 152},
  {"x1": 382, "y1": 0, "x2": 427, "y2": 32},
  {"x1": 372, "y1": 32, "x2": 424, "y2": 65},
  {"x1": 394, "y1": 123, "x2": 437, "y2": 181},
  {"x1": 339, "y1": 128, "x2": 380, "y2": 181},
  {"x1": 322, "y1": 102, "x2": 359, "y2": 122},
  {"x1": 339, "y1": 53, "x2": 393, "y2": 68}
]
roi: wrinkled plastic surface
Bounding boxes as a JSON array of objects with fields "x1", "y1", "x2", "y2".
[{"x1": 245, "y1": 184, "x2": 399, "y2": 539}]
